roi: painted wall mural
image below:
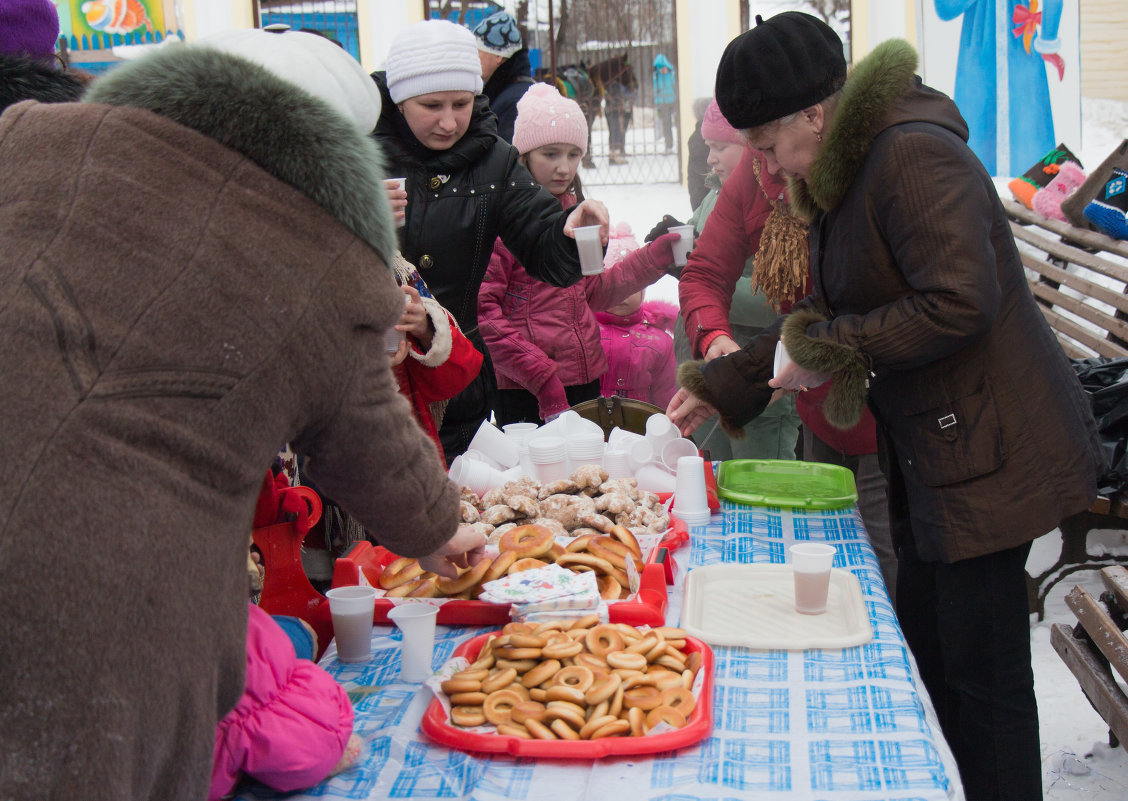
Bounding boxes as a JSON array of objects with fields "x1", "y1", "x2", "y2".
[{"x1": 920, "y1": 1, "x2": 1081, "y2": 177}]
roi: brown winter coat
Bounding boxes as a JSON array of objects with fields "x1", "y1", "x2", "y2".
[
  {"x1": 0, "y1": 47, "x2": 458, "y2": 800},
  {"x1": 781, "y1": 40, "x2": 1103, "y2": 561}
]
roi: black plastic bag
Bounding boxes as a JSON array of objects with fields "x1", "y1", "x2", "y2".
[{"x1": 1071, "y1": 357, "x2": 1128, "y2": 493}]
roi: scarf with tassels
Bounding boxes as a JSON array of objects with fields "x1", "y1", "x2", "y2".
[{"x1": 749, "y1": 157, "x2": 810, "y2": 311}]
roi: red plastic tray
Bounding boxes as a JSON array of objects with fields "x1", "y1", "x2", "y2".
[
  {"x1": 420, "y1": 632, "x2": 714, "y2": 757},
  {"x1": 332, "y1": 544, "x2": 670, "y2": 627}
]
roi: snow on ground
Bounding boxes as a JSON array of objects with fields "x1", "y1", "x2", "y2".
[{"x1": 586, "y1": 99, "x2": 1128, "y2": 795}]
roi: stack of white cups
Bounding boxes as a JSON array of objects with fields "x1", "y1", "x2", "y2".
[
  {"x1": 528, "y1": 435, "x2": 569, "y2": 482},
  {"x1": 467, "y1": 420, "x2": 519, "y2": 469},
  {"x1": 567, "y1": 430, "x2": 604, "y2": 467},
  {"x1": 672, "y1": 455, "x2": 711, "y2": 527}
]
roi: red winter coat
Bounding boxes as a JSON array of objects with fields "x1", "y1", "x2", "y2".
[
  {"x1": 596, "y1": 300, "x2": 679, "y2": 408},
  {"x1": 678, "y1": 148, "x2": 876, "y2": 455},
  {"x1": 479, "y1": 195, "x2": 674, "y2": 419},
  {"x1": 392, "y1": 306, "x2": 482, "y2": 466}
]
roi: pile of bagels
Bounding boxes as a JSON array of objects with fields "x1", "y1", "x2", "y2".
[
  {"x1": 379, "y1": 523, "x2": 645, "y2": 601},
  {"x1": 440, "y1": 617, "x2": 700, "y2": 739}
]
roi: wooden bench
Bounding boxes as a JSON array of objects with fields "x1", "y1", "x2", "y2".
[
  {"x1": 1003, "y1": 199, "x2": 1128, "y2": 619},
  {"x1": 1050, "y1": 565, "x2": 1128, "y2": 748}
]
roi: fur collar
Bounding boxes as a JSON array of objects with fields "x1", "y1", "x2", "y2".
[
  {"x1": 84, "y1": 45, "x2": 396, "y2": 263},
  {"x1": 790, "y1": 39, "x2": 919, "y2": 219},
  {"x1": 1, "y1": 54, "x2": 85, "y2": 113}
]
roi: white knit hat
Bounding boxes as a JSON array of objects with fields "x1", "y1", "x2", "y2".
[
  {"x1": 199, "y1": 27, "x2": 382, "y2": 133},
  {"x1": 386, "y1": 20, "x2": 484, "y2": 104}
]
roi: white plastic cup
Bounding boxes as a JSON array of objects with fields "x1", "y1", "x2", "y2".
[
  {"x1": 528, "y1": 435, "x2": 569, "y2": 482},
  {"x1": 463, "y1": 449, "x2": 505, "y2": 470},
  {"x1": 645, "y1": 413, "x2": 679, "y2": 449},
  {"x1": 502, "y1": 422, "x2": 539, "y2": 446},
  {"x1": 603, "y1": 449, "x2": 632, "y2": 479},
  {"x1": 608, "y1": 427, "x2": 646, "y2": 451},
  {"x1": 387, "y1": 602, "x2": 439, "y2": 682},
  {"x1": 468, "y1": 420, "x2": 520, "y2": 468},
  {"x1": 458, "y1": 458, "x2": 507, "y2": 495},
  {"x1": 573, "y1": 225, "x2": 605, "y2": 275},
  {"x1": 568, "y1": 431, "x2": 605, "y2": 467},
  {"x1": 626, "y1": 438, "x2": 655, "y2": 472},
  {"x1": 387, "y1": 177, "x2": 406, "y2": 227},
  {"x1": 384, "y1": 293, "x2": 410, "y2": 353},
  {"x1": 635, "y1": 463, "x2": 678, "y2": 493},
  {"x1": 670, "y1": 224, "x2": 695, "y2": 266},
  {"x1": 773, "y1": 339, "x2": 792, "y2": 378},
  {"x1": 672, "y1": 455, "x2": 708, "y2": 519},
  {"x1": 660, "y1": 437, "x2": 700, "y2": 473},
  {"x1": 326, "y1": 586, "x2": 377, "y2": 663},
  {"x1": 790, "y1": 543, "x2": 836, "y2": 615}
]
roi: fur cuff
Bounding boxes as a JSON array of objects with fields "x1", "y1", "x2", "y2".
[
  {"x1": 781, "y1": 309, "x2": 868, "y2": 430},
  {"x1": 409, "y1": 299, "x2": 453, "y2": 367},
  {"x1": 676, "y1": 360, "x2": 749, "y2": 439}
]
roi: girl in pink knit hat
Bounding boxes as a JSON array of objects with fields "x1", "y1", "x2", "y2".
[{"x1": 479, "y1": 83, "x2": 682, "y2": 424}]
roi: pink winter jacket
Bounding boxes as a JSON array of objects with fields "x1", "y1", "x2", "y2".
[
  {"x1": 210, "y1": 605, "x2": 354, "y2": 800},
  {"x1": 596, "y1": 300, "x2": 679, "y2": 408},
  {"x1": 479, "y1": 196, "x2": 676, "y2": 418}
]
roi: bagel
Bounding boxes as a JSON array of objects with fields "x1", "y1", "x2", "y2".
[
  {"x1": 606, "y1": 651, "x2": 648, "y2": 671},
  {"x1": 407, "y1": 576, "x2": 441, "y2": 598},
  {"x1": 579, "y1": 714, "x2": 618, "y2": 740},
  {"x1": 661, "y1": 686, "x2": 696, "y2": 715},
  {"x1": 564, "y1": 533, "x2": 596, "y2": 552},
  {"x1": 608, "y1": 524, "x2": 642, "y2": 558},
  {"x1": 449, "y1": 691, "x2": 488, "y2": 706},
  {"x1": 482, "y1": 688, "x2": 524, "y2": 726},
  {"x1": 499, "y1": 524, "x2": 555, "y2": 559},
  {"x1": 544, "y1": 684, "x2": 585, "y2": 705},
  {"x1": 549, "y1": 718, "x2": 581, "y2": 740},
  {"x1": 590, "y1": 719, "x2": 631, "y2": 739},
  {"x1": 568, "y1": 614, "x2": 601, "y2": 631},
  {"x1": 385, "y1": 577, "x2": 430, "y2": 597},
  {"x1": 510, "y1": 700, "x2": 547, "y2": 726},
  {"x1": 544, "y1": 702, "x2": 586, "y2": 731},
  {"x1": 622, "y1": 684, "x2": 662, "y2": 711},
  {"x1": 582, "y1": 672, "x2": 621, "y2": 706},
  {"x1": 520, "y1": 658, "x2": 561, "y2": 688},
  {"x1": 627, "y1": 705, "x2": 646, "y2": 736},
  {"x1": 379, "y1": 557, "x2": 424, "y2": 589},
  {"x1": 551, "y1": 665, "x2": 594, "y2": 693},
  {"x1": 480, "y1": 667, "x2": 518, "y2": 694},
  {"x1": 496, "y1": 722, "x2": 532, "y2": 738},
  {"x1": 584, "y1": 625, "x2": 625, "y2": 657},
  {"x1": 645, "y1": 704, "x2": 687, "y2": 730},
  {"x1": 556, "y1": 552, "x2": 615, "y2": 575},
  {"x1": 450, "y1": 705, "x2": 487, "y2": 727},
  {"x1": 524, "y1": 717, "x2": 558, "y2": 740},
  {"x1": 440, "y1": 676, "x2": 482, "y2": 695},
  {"x1": 436, "y1": 558, "x2": 492, "y2": 595},
  {"x1": 541, "y1": 638, "x2": 583, "y2": 660},
  {"x1": 482, "y1": 550, "x2": 518, "y2": 583},
  {"x1": 597, "y1": 574, "x2": 622, "y2": 600},
  {"x1": 508, "y1": 557, "x2": 549, "y2": 574}
]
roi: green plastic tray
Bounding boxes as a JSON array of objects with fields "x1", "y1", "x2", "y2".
[{"x1": 715, "y1": 459, "x2": 858, "y2": 509}]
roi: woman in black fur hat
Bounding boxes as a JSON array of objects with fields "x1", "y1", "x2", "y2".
[{"x1": 668, "y1": 12, "x2": 1103, "y2": 800}]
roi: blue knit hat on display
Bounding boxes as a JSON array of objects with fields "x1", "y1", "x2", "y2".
[{"x1": 472, "y1": 11, "x2": 523, "y2": 59}]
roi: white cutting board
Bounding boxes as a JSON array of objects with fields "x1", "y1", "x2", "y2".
[{"x1": 682, "y1": 564, "x2": 872, "y2": 650}]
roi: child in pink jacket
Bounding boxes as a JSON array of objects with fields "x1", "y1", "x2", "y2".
[
  {"x1": 596, "y1": 263, "x2": 680, "y2": 409},
  {"x1": 478, "y1": 83, "x2": 679, "y2": 424}
]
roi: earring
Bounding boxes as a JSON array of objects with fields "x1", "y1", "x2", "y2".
[{"x1": 815, "y1": 131, "x2": 823, "y2": 143}]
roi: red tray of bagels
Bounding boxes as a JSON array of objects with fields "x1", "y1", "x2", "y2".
[
  {"x1": 332, "y1": 519, "x2": 689, "y2": 627},
  {"x1": 420, "y1": 626, "x2": 713, "y2": 757}
]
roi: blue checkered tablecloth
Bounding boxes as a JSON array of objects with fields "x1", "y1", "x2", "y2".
[{"x1": 235, "y1": 502, "x2": 964, "y2": 801}]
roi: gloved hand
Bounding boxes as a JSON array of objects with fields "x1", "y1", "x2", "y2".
[
  {"x1": 644, "y1": 231, "x2": 682, "y2": 276},
  {"x1": 644, "y1": 214, "x2": 685, "y2": 243}
]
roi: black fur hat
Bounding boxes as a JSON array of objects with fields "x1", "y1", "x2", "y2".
[{"x1": 715, "y1": 11, "x2": 846, "y2": 130}]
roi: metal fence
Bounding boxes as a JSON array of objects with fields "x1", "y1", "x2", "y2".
[{"x1": 255, "y1": 1, "x2": 361, "y2": 61}]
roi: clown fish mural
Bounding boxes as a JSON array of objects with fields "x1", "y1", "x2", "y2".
[{"x1": 80, "y1": 0, "x2": 155, "y2": 36}]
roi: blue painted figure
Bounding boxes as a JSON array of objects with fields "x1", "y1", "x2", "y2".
[{"x1": 935, "y1": 0, "x2": 1063, "y2": 176}]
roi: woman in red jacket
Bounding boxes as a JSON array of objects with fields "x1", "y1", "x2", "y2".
[{"x1": 672, "y1": 144, "x2": 897, "y2": 598}]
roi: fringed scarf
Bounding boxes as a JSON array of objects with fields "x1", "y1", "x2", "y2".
[{"x1": 749, "y1": 157, "x2": 810, "y2": 311}]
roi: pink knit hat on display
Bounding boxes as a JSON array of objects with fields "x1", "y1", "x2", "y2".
[
  {"x1": 513, "y1": 82, "x2": 588, "y2": 156},
  {"x1": 700, "y1": 98, "x2": 743, "y2": 145}
]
